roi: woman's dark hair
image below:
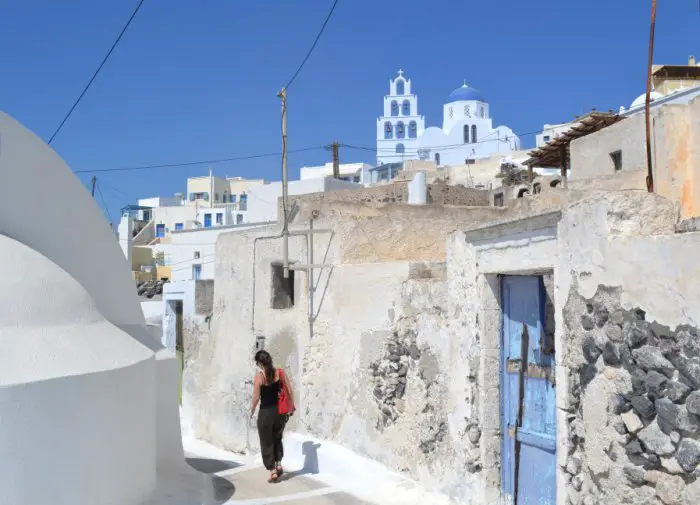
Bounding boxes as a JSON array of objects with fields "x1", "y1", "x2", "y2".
[{"x1": 254, "y1": 350, "x2": 275, "y2": 384}]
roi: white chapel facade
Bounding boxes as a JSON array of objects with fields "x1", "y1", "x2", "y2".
[{"x1": 376, "y1": 70, "x2": 520, "y2": 166}]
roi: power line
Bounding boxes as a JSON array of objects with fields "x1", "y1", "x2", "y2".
[
  {"x1": 96, "y1": 181, "x2": 114, "y2": 226},
  {"x1": 283, "y1": 0, "x2": 340, "y2": 90},
  {"x1": 74, "y1": 146, "x2": 324, "y2": 173},
  {"x1": 48, "y1": 0, "x2": 146, "y2": 145}
]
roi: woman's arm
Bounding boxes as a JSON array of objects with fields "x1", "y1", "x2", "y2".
[
  {"x1": 283, "y1": 371, "x2": 295, "y2": 407},
  {"x1": 250, "y1": 373, "x2": 261, "y2": 419}
]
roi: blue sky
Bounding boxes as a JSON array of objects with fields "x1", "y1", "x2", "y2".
[{"x1": 1, "y1": 0, "x2": 698, "y2": 224}]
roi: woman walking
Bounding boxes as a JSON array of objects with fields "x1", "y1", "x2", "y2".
[{"x1": 250, "y1": 350, "x2": 295, "y2": 482}]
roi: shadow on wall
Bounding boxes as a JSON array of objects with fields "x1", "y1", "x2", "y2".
[{"x1": 279, "y1": 441, "x2": 321, "y2": 482}]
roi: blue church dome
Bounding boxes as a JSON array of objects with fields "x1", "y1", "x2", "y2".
[{"x1": 446, "y1": 84, "x2": 486, "y2": 103}]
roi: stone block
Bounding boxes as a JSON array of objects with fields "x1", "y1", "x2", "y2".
[
  {"x1": 623, "y1": 321, "x2": 648, "y2": 348},
  {"x1": 682, "y1": 478, "x2": 700, "y2": 505},
  {"x1": 676, "y1": 438, "x2": 700, "y2": 473},
  {"x1": 661, "y1": 456, "x2": 685, "y2": 474},
  {"x1": 687, "y1": 391, "x2": 700, "y2": 415},
  {"x1": 606, "y1": 323, "x2": 623, "y2": 342},
  {"x1": 632, "y1": 346, "x2": 675, "y2": 376},
  {"x1": 637, "y1": 420, "x2": 675, "y2": 456},
  {"x1": 582, "y1": 337, "x2": 602, "y2": 363},
  {"x1": 656, "y1": 473, "x2": 685, "y2": 505},
  {"x1": 624, "y1": 465, "x2": 646, "y2": 486},
  {"x1": 581, "y1": 314, "x2": 596, "y2": 331},
  {"x1": 655, "y1": 398, "x2": 700, "y2": 435},
  {"x1": 645, "y1": 370, "x2": 669, "y2": 399},
  {"x1": 667, "y1": 381, "x2": 692, "y2": 403},
  {"x1": 621, "y1": 411, "x2": 643, "y2": 433},
  {"x1": 602, "y1": 342, "x2": 621, "y2": 366},
  {"x1": 631, "y1": 395, "x2": 656, "y2": 419}
]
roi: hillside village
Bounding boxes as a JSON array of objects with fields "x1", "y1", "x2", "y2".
[{"x1": 1, "y1": 2, "x2": 699, "y2": 504}]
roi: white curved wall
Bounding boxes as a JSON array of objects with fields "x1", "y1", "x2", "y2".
[
  {"x1": 0, "y1": 235, "x2": 156, "y2": 505},
  {"x1": 0, "y1": 110, "x2": 191, "y2": 501},
  {"x1": 0, "y1": 111, "x2": 153, "y2": 348}
]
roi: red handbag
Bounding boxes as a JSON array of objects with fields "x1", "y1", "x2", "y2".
[{"x1": 278, "y1": 369, "x2": 295, "y2": 415}]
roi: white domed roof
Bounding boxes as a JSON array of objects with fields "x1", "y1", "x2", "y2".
[
  {"x1": 0, "y1": 234, "x2": 152, "y2": 386},
  {"x1": 630, "y1": 91, "x2": 664, "y2": 109}
]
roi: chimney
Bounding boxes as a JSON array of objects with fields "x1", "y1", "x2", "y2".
[{"x1": 690, "y1": 55, "x2": 697, "y2": 67}]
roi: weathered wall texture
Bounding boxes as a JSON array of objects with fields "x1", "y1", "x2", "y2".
[
  {"x1": 285, "y1": 182, "x2": 489, "y2": 211},
  {"x1": 569, "y1": 96, "x2": 699, "y2": 220},
  {"x1": 654, "y1": 96, "x2": 700, "y2": 220}
]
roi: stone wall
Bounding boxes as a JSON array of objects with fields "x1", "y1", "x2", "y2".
[
  {"x1": 561, "y1": 286, "x2": 700, "y2": 505},
  {"x1": 284, "y1": 182, "x2": 489, "y2": 214}
]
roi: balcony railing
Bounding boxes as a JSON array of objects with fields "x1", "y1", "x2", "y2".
[{"x1": 211, "y1": 202, "x2": 247, "y2": 211}]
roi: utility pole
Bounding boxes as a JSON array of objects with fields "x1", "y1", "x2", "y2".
[
  {"x1": 277, "y1": 88, "x2": 290, "y2": 279},
  {"x1": 332, "y1": 141, "x2": 340, "y2": 179},
  {"x1": 644, "y1": 0, "x2": 657, "y2": 193},
  {"x1": 91, "y1": 176, "x2": 97, "y2": 198}
]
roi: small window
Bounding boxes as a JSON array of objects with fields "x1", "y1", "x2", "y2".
[
  {"x1": 471, "y1": 125, "x2": 477, "y2": 143},
  {"x1": 517, "y1": 188, "x2": 529, "y2": 198},
  {"x1": 175, "y1": 222, "x2": 183, "y2": 231},
  {"x1": 384, "y1": 121, "x2": 393, "y2": 139},
  {"x1": 409, "y1": 121, "x2": 417, "y2": 138},
  {"x1": 391, "y1": 101, "x2": 398, "y2": 116},
  {"x1": 465, "y1": 159, "x2": 475, "y2": 165},
  {"x1": 230, "y1": 194, "x2": 237, "y2": 203},
  {"x1": 271, "y1": 264, "x2": 294, "y2": 309},
  {"x1": 533, "y1": 183, "x2": 542, "y2": 195},
  {"x1": 216, "y1": 213, "x2": 223, "y2": 225},
  {"x1": 396, "y1": 143, "x2": 405, "y2": 155},
  {"x1": 402, "y1": 100, "x2": 410, "y2": 115},
  {"x1": 463, "y1": 125, "x2": 470, "y2": 144},
  {"x1": 240, "y1": 194, "x2": 247, "y2": 210},
  {"x1": 494, "y1": 193, "x2": 504, "y2": 207},
  {"x1": 192, "y1": 264, "x2": 202, "y2": 280},
  {"x1": 236, "y1": 214, "x2": 244, "y2": 224},
  {"x1": 396, "y1": 79, "x2": 405, "y2": 95},
  {"x1": 215, "y1": 193, "x2": 219, "y2": 201},
  {"x1": 194, "y1": 251, "x2": 200, "y2": 259},
  {"x1": 435, "y1": 153, "x2": 441, "y2": 165},
  {"x1": 610, "y1": 150, "x2": 622, "y2": 171},
  {"x1": 543, "y1": 135, "x2": 550, "y2": 142},
  {"x1": 353, "y1": 176, "x2": 360, "y2": 183}
]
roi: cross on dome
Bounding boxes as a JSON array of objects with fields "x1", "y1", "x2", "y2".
[{"x1": 398, "y1": 69, "x2": 404, "y2": 77}]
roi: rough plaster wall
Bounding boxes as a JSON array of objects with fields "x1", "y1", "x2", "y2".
[
  {"x1": 654, "y1": 96, "x2": 700, "y2": 220},
  {"x1": 194, "y1": 280, "x2": 215, "y2": 315},
  {"x1": 555, "y1": 192, "x2": 700, "y2": 505},
  {"x1": 290, "y1": 202, "x2": 506, "y2": 264},
  {"x1": 184, "y1": 213, "x2": 504, "y2": 503},
  {"x1": 569, "y1": 114, "x2": 648, "y2": 180}
]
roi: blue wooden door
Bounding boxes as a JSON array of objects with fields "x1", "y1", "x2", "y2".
[
  {"x1": 156, "y1": 224, "x2": 165, "y2": 238},
  {"x1": 501, "y1": 276, "x2": 556, "y2": 505}
]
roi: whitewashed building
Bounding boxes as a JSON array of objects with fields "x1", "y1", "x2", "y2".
[
  {"x1": 376, "y1": 70, "x2": 520, "y2": 167},
  {"x1": 300, "y1": 161, "x2": 372, "y2": 185}
]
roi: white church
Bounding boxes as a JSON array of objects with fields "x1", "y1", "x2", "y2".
[{"x1": 375, "y1": 70, "x2": 520, "y2": 166}]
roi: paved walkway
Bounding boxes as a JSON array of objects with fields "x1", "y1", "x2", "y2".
[{"x1": 145, "y1": 439, "x2": 377, "y2": 505}]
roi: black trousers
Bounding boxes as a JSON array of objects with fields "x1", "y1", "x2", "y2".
[{"x1": 257, "y1": 407, "x2": 288, "y2": 470}]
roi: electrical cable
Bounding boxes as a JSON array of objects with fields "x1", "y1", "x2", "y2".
[
  {"x1": 48, "y1": 0, "x2": 146, "y2": 145},
  {"x1": 283, "y1": 0, "x2": 340, "y2": 90},
  {"x1": 74, "y1": 146, "x2": 324, "y2": 173}
]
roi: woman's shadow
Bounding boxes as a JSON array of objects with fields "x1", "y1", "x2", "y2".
[{"x1": 279, "y1": 441, "x2": 321, "y2": 481}]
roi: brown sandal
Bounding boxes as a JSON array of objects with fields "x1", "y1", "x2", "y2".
[
  {"x1": 268, "y1": 470, "x2": 279, "y2": 483},
  {"x1": 276, "y1": 464, "x2": 284, "y2": 477}
]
